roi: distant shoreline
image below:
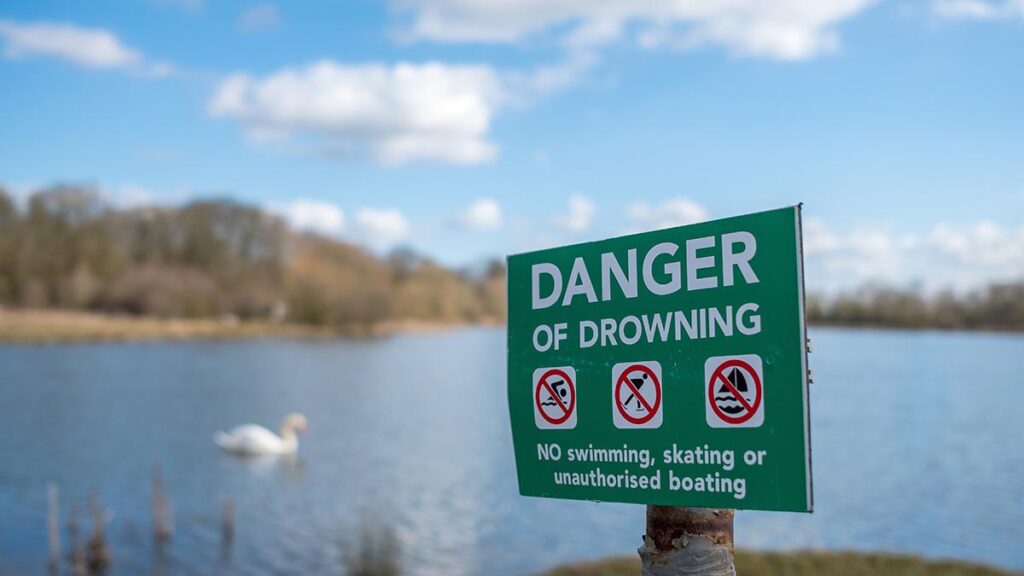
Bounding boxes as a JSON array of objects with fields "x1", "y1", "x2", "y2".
[
  {"x1": 806, "y1": 320, "x2": 1024, "y2": 335},
  {"x1": 0, "y1": 309, "x2": 1019, "y2": 345},
  {"x1": 0, "y1": 309, "x2": 490, "y2": 344}
]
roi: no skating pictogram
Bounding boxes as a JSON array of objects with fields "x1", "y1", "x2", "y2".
[{"x1": 612, "y1": 361, "x2": 662, "y2": 429}]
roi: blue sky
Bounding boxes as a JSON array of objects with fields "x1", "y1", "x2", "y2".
[{"x1": 0, "y1": 0, "x2": 1021, "y2": 292}]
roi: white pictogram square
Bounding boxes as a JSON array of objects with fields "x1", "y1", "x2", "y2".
[
  {"x1": 705, "y1": 354, "x2": 764, "y2": 428},
  {"x1": 612, "y1": 361, "x2": 662, "y2": 429},
  {"x1": 534, "y1": 366, "x2": 577, "y2": 429}
]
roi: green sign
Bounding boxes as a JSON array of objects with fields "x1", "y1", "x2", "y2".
[{"x1": 506, "y1": 206, "x2": 812, "y2": 512}]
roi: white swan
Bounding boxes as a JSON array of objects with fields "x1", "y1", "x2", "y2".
[{"x1": 214, "y1": 413, "x2": 308, "y2": 456}]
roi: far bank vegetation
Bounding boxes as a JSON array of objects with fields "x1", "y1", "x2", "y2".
[
  {"x1": 0, "y1": 185, "x2": 1020, "y2": 334},
  {"x1": 0, "y1": 185, "x2": 504, "y2": 330},
  {"x1": 806, "y1": 283, "x2": 1024, "y2": 332}
]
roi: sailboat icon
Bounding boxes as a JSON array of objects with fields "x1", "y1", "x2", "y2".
[
  {"x1": 705, "y1": 355, "x2": 764, "y2": 428},
  {"x1": 715, "y1": 368, "x2": 750, "y2": 414}
]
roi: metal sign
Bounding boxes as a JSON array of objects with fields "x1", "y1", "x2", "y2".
[{"x1": 506, "y1": 206, "x2": 812, "y2": 512}]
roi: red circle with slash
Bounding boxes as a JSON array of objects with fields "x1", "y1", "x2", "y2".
[
  {"x1": 708, "y1": 359, "x2": 762, "y2": 424},
  {"x1": 535, "y1": 368, "x2": 575, "y2": 425},
  {"x1": 614, "y1": 364, "x2": 661, "y2": 425}
]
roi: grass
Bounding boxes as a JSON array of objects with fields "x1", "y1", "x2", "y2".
[
  {"x1": 0, "y1": 309, "x2": 328, "y2": 344},
  {"x1": 0, "y1": 309, "x2": 480, "y2": 344},
  {"x1": 341, "y1": 520, "x2": 401, "y2": 576},
  {"x1": 542, "y1": 551, "x2": 1020, "y2": 576}
]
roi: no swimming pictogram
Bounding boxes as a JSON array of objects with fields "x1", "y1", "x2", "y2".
[
  {"x1": 534, "y1": 366, "x2": 577, "y2": 429},
  {"x1": 705, "y1": 354, "x2": 764, "y2": 428},
  {"x1": 612, "y1": 361, "x2": 662, "y2": 429}
]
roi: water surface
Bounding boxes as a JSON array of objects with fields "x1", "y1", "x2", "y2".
[{"x1": 0, "y1": 327, "x2": 1021, "y2": 574}]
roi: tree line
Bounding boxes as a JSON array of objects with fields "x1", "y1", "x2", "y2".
[
  {"x1": 0, "y1": 185, "x2": 505, "y2": 328},
  {"x1": 1, "y1": 184, "x2": 1021, "y2": 332},
  {"x1": 806, "y1": 283, "x2": 1024, "y2": 331}
]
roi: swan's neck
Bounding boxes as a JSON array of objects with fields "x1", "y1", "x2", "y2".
[{"x1": 280, "y1": 425, "x2": 299, "y2": 449}]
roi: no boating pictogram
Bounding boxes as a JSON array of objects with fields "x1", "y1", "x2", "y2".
[
  {"x1": 612, "y1": 361, "x2": 663, "y2": 429},
  {"x1": 534, "y1": 366, "x2": 577, "y2": 429},
  {"x1": 705, "y1": 354, "x2": 764, "y2": 428}
]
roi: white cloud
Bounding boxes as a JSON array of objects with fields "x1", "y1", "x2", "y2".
[
  {"x1": 932, "y1": 0, "x2": 1024, "y2": 19},
  {"x1": 3, "y1": 182, "x2": 188, "y2": 210},
  {"x1": 804, "y1": 218, "x2": 1024, "y2": 293},
  {"x1": 628, "y1": 198, "x2": 709, "y2": 231},
  {"x1": 356, "y1": 208, "x2": 411, "y2": 246},
  {"x1": 209, "y1": 60, "x2": 503, "y2": 165},
  {"x1": 398, "y1": 0, "x2": 878, "y2": 60},
  {"x1": 268, "y1": 199, "x2": 345, "y2": 236},
  {"x1": 503, "y1": 51, "x2": 597, "y2": 99},
  {"x1": 455, "y1": 198, "x2": 502, "y2": 230},
  {"x1": 112, "y1": 184, "x2": 162, "y2": 208},
  {"x1": 0, "y1": 20, "x2": 139, "y2": 68},
  {"x1": 1, "y1": 182, "x2": 39, "y2": 209},
  {"x1": 238, "y1": 4, "x2": 282, "y2": 32},
  {"x1": 0, "y1": 19, "x2": 171, "y2": 76},
  {"x1": 557, "y1": 194, "x2": 595, "y2": 232}
]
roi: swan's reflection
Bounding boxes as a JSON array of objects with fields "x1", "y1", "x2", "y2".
[{"x1": 225, "y1": 451, "x2": 306, "y2": 481}]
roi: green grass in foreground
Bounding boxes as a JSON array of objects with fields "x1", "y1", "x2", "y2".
[{"x1": 542, "y1": 551, "x2": 1020, "y2": 576}]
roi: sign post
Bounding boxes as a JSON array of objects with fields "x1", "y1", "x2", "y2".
[
  {"x1": 642, "y1": 506, "x2": 735, "y2": 575},
  {"x1": 506, "y1": 206, "x2": 812, "y2": 573}
]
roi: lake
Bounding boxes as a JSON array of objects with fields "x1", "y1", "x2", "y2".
[{"x1": 0, "y1": 327, "x2": 1021, "y2": 575}]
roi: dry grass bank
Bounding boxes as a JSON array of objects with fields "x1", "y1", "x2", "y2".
[
  {"x1": 0, "y1": 309, "x2": 494, "y2": 344},
  {"x1": 0, "y1": 309, "x2": 321, "y2": 343},
  {"x1": 542, "y1": 551, "x2": 1019, "y2": 576}
]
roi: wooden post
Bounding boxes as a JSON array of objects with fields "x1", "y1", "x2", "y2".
[
  {"x1": 47, "y1": 483, "x2": 61, "y2": 571},
  {"x1": 219, "y1": 499, "x2": 236, "y2": 564},
  {"x1": 68, "y1": 504, "x2": 86, "y2": 576},
  {"x1": 86, "y1": 492, "x2": 111, "y2": 573},
  {"x1": 639, "y1": 506, "x2": 735, "y2": 576},
  {"x1": 222, "y1": 500, "x2": 235, "y2": 546},
  {"x1": 151, "y1": 468, "x2": 172, "y2": 544}
]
